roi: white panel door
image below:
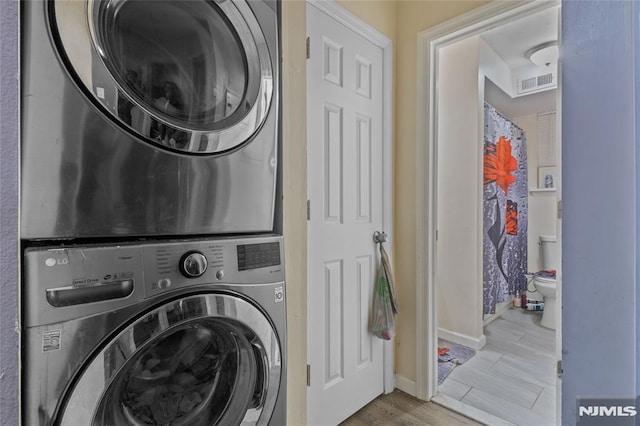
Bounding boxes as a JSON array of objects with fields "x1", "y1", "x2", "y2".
[{"x1": 306, "y1": 4, "x2": 384, "y2": 426}]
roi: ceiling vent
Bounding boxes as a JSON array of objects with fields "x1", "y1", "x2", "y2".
[{"x1": 516, "y1": 71, "x2": 556, "y2": 95}]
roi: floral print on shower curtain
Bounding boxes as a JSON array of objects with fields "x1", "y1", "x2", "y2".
[{"x1": 483, "y1": 103, "x2": 528, "y2": 315}]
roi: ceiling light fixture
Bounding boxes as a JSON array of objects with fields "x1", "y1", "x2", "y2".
[{"x1": 526, "y1": 41, "x2": 558, "y2": 68}]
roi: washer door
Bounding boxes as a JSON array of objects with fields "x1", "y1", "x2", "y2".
[
  {"x1": 50, "y1": 0, "x2": 273, "y2": 155},
  {"x1": 56, "y1": 294, "x2": 281, "y2": 425}
]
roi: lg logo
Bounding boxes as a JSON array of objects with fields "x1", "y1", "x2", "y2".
[
  {"x1": 274, "y1": 286, "x2": 284, "y2": 303},
  {"x1": 45, "y1": 257, "x2": 68, "y2": 267}
]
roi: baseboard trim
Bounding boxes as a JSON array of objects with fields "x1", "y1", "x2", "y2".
[
  {"x1": 438, "y1": 328, "x2": 487, "y2": 350},
  {"x1": 394, "y1": 374, "x2": 417, "y2": 397}
]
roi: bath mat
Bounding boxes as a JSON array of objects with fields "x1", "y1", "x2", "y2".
[{"x1": 437, "y1": 339, "x2": 477, "y2": 385}]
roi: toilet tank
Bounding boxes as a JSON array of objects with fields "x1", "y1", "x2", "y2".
[{"x1": 539, "y1": 235, "x2": 558, "y2": 270}]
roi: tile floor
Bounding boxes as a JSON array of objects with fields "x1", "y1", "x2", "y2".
[{"x1": 438, "y1": 307, "x2": 557, "y2": 426}]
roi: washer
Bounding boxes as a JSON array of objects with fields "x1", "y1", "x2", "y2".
[
  {"x1": 21, "y1": 0, "x2": 280, "y2": 239},
  {"x1": 23, "y1": 235, "x2": 286, "y2": 425}
]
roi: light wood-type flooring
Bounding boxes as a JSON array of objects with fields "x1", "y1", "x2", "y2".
[
  {"x1": 340, "y1": 389, "x2": 482, "y2": 426},
  {"x1": 439, "y1": 307, "x2": 557, "y2": 425}
]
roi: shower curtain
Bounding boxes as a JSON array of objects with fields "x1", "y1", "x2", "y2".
[{"x1": 483, "y1": 103, "x2": 527, "y2": 315}]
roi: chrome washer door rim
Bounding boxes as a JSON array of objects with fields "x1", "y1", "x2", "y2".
[{"x1": 56, "y1": 293, "x2": 281, "y2": 426}]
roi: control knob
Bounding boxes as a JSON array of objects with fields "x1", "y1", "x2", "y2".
[{"x1": 179, "y1": 251, "x2": 208, "y2": 278}]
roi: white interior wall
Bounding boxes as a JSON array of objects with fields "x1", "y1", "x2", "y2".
[
  {"x1": 436, "y1": 36, "x2": 484, "y2": 345},
  {"x1": 513, "y1": 114, "x2": 557, "y2": 273}
]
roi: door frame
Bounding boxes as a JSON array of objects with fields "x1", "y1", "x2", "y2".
[
  {"x1": 306, "y1": 0, "x2": 395, "y2": 394},
  {"x1": 414, "y1": 0, "x2": 560, "y2": 401}
]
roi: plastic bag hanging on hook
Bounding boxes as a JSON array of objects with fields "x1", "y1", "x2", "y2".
[
  {"x1": 379, "y1": 244, "x2": 398, "y2": 314},
  {"x1": 371, "y1": 244, "x2": 397, "y2": 340},
  {"x1": 371, "y1": 270, "x2": 395, "y2": 340}
]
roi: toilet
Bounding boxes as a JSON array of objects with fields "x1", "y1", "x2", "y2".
[{"x1": 534, "y1": 235, "x2": 558, "y2": 330}]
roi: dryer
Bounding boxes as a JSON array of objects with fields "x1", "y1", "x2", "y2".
[
  {"x1": 21, "y1": 0, "x2": 280, "y2": 239},
  {"x1": 23, "y1": 235, "x2": 286, "y2": 425}
]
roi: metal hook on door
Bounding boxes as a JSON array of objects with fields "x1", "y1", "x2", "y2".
[{"x1": 373, "y1": 231, "x2": 387, "y2": 244}]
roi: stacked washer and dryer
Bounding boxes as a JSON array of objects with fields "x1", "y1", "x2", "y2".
[{"x1": 21, "y1": 0, "x2": 285, "y2": 425}]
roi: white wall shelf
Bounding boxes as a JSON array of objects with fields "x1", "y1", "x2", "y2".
[{"x1": 529, "y1": 187, "x2": 557, "y2": 195}]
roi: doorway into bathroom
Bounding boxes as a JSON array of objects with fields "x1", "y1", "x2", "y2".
[
  {"x1": 414, "y1": 2, "x2": 562, "y2": 425},
  {"x1": 434, "y1": 76, "x2": 559, "y2": 424}
]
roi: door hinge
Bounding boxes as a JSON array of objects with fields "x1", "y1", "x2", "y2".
[
  {"x1": 557, "y1": 360, "x2": 563, "y2": 378},
  {"x1": 307, "y1": 364, "x2": 311, "y2": 386},
  {"x1": 307, "y1": 200, "x2": 311, "y2": 221},
  {"x1": 557, "y1": 200, "x2": 562, "y2": 219},
  {"x1": 306, "y1": 36, "x2": 310, "y2": 59}
]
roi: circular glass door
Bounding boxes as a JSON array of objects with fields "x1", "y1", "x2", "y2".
[
  {"x1": 50, "y1": 0, "x2": 274, "y2": 154},
  {"x1": 96, "y1": 320, "x2": 257, "y2": 425},
  {"x1": 57, "y1": 294, "x2": 282, "y2": 426}
]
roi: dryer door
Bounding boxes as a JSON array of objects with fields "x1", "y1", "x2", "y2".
[
  {"x1": 55, "y1": 293, "x2": 282, "y2": 426},
  {"x1": 50, "y1": 0, "x2": 273, "y2": 154}
]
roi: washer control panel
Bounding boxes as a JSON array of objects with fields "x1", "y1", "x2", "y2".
[
  {"x1": 24, "y1": 235, "x2": 284, "y2": 326},
  {"x1": 143, "y1": 235, "x2": 284, "y2": 297}
]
